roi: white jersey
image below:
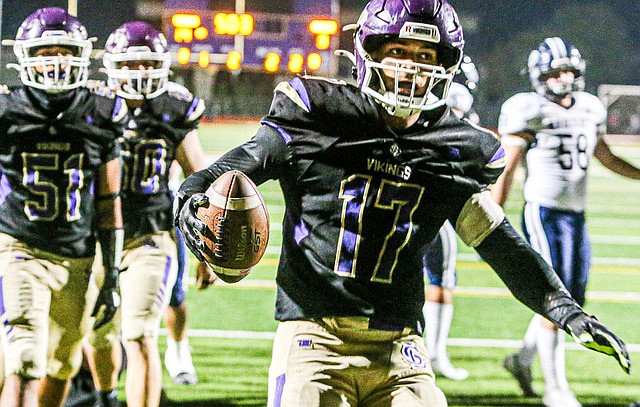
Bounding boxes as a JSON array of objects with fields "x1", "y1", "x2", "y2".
[{"x1": 498, "y1": 91, "x2": 606, "y2": 211}]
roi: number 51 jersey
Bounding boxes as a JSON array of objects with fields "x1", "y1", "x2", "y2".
[
  {"x1": 498, "y1": 91, "x2": 606, "y2": 211},
  {"x1": 0, "y1": 87, "x2": 124, "y2": 257}
]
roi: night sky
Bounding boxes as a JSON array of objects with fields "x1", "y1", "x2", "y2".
[{"x1": 3, "y1": 0, "x2": 638, "y2": 48}]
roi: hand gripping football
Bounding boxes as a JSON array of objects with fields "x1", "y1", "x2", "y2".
[{"x1": 196, "y1": 171, "x2": 269, "y2": 283}]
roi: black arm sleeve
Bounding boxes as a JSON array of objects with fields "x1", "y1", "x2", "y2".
[
  {"x1": 96, "y1": 228, "x2": 123, "y2": 273},
  {"x1": 175, "y1": 125, "x2": 291, "y2": 219},
  {"x1": 475, "y1": 219, "x2": 585, "y2": 329}
]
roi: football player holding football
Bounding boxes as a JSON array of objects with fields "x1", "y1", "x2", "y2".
[
  {"x1": 0, "y1": 7, "x2": 125, "y2": 407},
  {"x1": 422, "y1": 54, "x2": 480, "y2": 382},
  {"x1": 493, "y1": 37, "x2": 640, "y2": 407},
  {"x1": 175, "y1": 1, "x2": 631, "y2": 406},
  {"x1": 84, "y1": 21, "x2": 207, "y2": 407}
]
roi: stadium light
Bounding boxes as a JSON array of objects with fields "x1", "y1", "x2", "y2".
[
  {"x1": 198, "y1": 51, "x2": 210, "y2": 68},
  {"x1": 172, "y1": 13, "x2": 201, "y2": 29},
  {"x1": 177, "y1": 47, "x2": 191, "y2": 65},
  {"x1": 308, "y1": 19, "x2": 339, "y2": 36},
  {"x1": 288, "y1": 54, "x2": 304, "y2": 74},
  {"x1": 264, "y1": 52, "x2": 281, "y2": 73},
  {"x1": 239, "y1": 14, "x2": 254, "y2": 36},
  {"x1": 174, "y1": 27, "x2": 193, "y2": 43},
  {"x1": 215, "y1": 13, "x2": 254, "y2": 36},
  {"x1": 226, "y1": 50, "x2": 242, "y2": 71},
  {"x1": 194, "y1": 26, "x2": 209, "y2": 40},
  {"x1": 307, "y1": 53, "x2": 322, "y2": 71},
  {"x1": 315, "y1": 34, "x2": 331, "y2": 50}
]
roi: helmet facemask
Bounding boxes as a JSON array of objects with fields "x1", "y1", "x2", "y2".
[
  {"x1": 542, "y1": 70, "x2": 584, "y2": 98},
  {"x1": 360, "y1": 54, "x2": 454, "y2": 117},
  {"x1": 103, "y1": 46, "x2": 171, "y2": 100},
  {"x1": 355, "y1": 18, "x2": 462, "y2": 118},
  {"x1": 14, "y1": 31, "x2": 92, "y2": 92}
]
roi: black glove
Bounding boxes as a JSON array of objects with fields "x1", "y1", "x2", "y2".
[
  {"x1": 566, "y1": 313, "x2": 631, "y2": 374},
  {"x1": 91, "y1": 268, "x2": 121, "y2": 330},
  {"x1": 177, "y1": 193, "x2": 210, "y2": 262}
]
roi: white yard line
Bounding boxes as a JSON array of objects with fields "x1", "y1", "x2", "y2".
[
  {"x1": 199, "y1": 278, "x2": 640, "y2": 303},
  {"x1": 158, "y1": 328, "x2": 640, "y2": 353}
]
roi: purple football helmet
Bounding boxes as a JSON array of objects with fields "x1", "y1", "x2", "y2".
[
  {"x1": 13, "y1": 7, "x2": 92, "y2": 92},
  {"x1": 103, "y1": 21, "x2": 172, "y2": 99},
  {"x1": 353, "y1": 0, "x2": 464, "y2": 116},
  {"x1": 528, "y1": 37, "x2": 585, "y2": 98}
]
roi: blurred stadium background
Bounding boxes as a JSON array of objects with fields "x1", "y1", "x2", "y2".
[
  {"x1": 0, "y1": 1, "x2": 639, "y2": 405},
  {"x1": 1, "y1": 0, "x2": 640, "y2": 131}
]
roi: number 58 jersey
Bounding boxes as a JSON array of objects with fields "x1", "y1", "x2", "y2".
[{"x1": 498, "y1": 91, "x2": 606, "y2": 211}]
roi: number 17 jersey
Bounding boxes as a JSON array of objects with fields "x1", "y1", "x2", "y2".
[{"x1": 498, "y1": 91, "x2": 606, "y2": 211}]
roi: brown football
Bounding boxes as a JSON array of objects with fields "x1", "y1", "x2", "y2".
[{"x1": 196, "y1": 170, "x2": 269, "y2": 283}]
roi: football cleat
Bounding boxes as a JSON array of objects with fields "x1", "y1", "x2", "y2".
[
  {"x1": 542, "y1": 387, "x2": 582, "y2": 407},
  {"x1": 174, "y1": 372, "x2": 198, "y2": 386},
  {"x1": 503, "y1": 353, "x2": 540, "y2": 398},
  {"x1": 431, "y1": 356, "x2": 469, "y2": 381},
  {"x1": 164, "y1": 340, "x2": 198, "y2": 385},
  {"x1": 629, "y1": 401, "x2": 640, "y2": 407}
]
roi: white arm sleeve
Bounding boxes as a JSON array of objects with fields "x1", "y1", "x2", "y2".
[{"x1": 455, "y1": 190, "x2": 506, "y2": 247}]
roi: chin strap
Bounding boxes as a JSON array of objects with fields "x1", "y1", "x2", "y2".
[{"x1": 381, "y1": 91, "x2": 441, "y2": 118}]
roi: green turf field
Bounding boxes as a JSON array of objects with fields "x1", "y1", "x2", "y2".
[{"x1": 153, "y1": 122, "x2": 640, "y2": 406}]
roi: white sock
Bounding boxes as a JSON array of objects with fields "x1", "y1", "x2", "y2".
[
  {"x1": 537, "y1": 326, "x2": 560, "y2": 391},
  {"x1": 177, "y1": 337, "x2": 190, "y2": 352},
  {"x1": 436, "y1": 303, "x2": 454, "y2": 360},
  {"x1": 424, "y1": 301, "x2": 441, "y2": 360},
  {"x1": 166, "y1": 337, "x2": 178, "y2": 351},
  {"x1": 554, "y1": 332, "x2": 570, "y2": 391},
  {"x1": 520, "y1": 314, "x2": 542, "y2": 366}
]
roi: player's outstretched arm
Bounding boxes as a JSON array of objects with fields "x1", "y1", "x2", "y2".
[
  {"x1": 474, "y1": 219, "x2": 631, "y2": 373},
  {"x1": 594, "y1": 138, "x2": 640, "y2": 180}
]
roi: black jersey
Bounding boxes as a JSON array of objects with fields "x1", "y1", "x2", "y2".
[
  {"x1": 119, "y1": 87, "x2": 204, "y2": 238},
  {"x1": 181, "y1": 77, "x2": 504, "y2": 332},
  {"x1": 0, "y1": 86, "x2": 125, "y2": 257}
]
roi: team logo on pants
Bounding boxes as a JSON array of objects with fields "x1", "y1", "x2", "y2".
[{"x1": 401, "y1": 341, "x2": 428, "y2": 369}]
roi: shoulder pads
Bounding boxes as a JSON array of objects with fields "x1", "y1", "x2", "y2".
[
  {"x1": 166, "y1": 81, "x2": 194, "y2": 102},
  {"x1": 499, "y1": 92, "x2": 543, "y2": 135},
  {"x1": 300, "y1": 75, "x2": 347, "y2": 86},
  {"x1": 573, "y1": 91, "x2": 607, "y2": 124}
]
